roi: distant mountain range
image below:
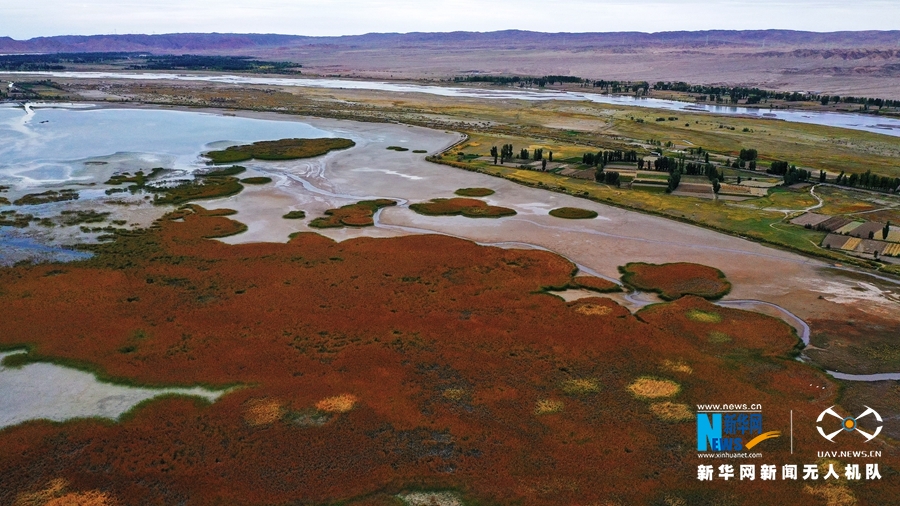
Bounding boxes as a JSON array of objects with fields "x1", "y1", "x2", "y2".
[{"x1": 2, "y1": 30, "x2": 899, "y2": 54}]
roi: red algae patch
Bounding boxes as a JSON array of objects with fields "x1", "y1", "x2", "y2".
[
  {"x1": 409, "y1": 197, "x2": 516, "y2": 218},
  {"x1": 309, "y1": 199, "x2": 396, "y2": 228},
  {"x1": 619, "y1": 262, "x2": 731, "y2": 300}
]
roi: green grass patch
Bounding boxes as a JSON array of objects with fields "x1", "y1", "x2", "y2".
[
  {"x1": 205, "y1": 138, "x2": 355, "y2": 164},
  {"x1": 454, "y1": 187, "x2": 495, "y2": 197},
  {"x1": 549, "y1": 207, "x2": 598, "y2": 219},
  {"x1": 203, "y1": 165, "x2": 246, "y2": 177},
  {"x1": 13, "y1": 189, "x2": 79, "y2": 206},
  {"x1": 240, "y1": 177, "x2": 272, "y2": 185},
  {"x1": 283, "y1": 210, "x2": 306, "y2": 219},
  {"x1": 151, "y1": 177, "x2": 243, "y2": 206},
  {"x1": 105, "y1": 167, "x2": 165, "y2": 186},
  {"x1": 687, "y1": 309, "x2": 723, "y2": 324},
  {"x1": 386, "y1": 146, "x2": 409, "y2": 151},
  {"x1": 412, "y1": 149, "x2": 428, "y2": 154},
  {"x1": 708, "y1": 331, "x2": 732, "y2": 343}
]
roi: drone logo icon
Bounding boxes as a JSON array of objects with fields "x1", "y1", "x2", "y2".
[{"x1": 817, "y1": 406, "x2": 882, "y2": 443}]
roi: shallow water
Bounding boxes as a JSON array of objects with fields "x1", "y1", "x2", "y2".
[
  {"x1": 9, "y1": 72, "x2": 900, "y2": 137},
  {"x1": 0, "y1": 229, "x2": 92, "y2": 266},
  {"x1": 0, "y1": 104, "x2": 334, "y2": 188},
  {"x1": 0, "y1": 351, "x2": 224, "y2": 430}
]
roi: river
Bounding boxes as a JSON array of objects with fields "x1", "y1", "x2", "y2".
[{"x1": 6, "y1": 71, "x2": 900, "y2": 137}]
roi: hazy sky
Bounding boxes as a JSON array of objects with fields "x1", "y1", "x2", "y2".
[{"x1": 4, "y1": 0, "x2": 900, "y2": 39}]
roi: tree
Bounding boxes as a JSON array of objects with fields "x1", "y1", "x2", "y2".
[
  {"x1": 490, "y1": 146, "x2": 498, "y2": 165},
  {"x1": 820, "y1": 170, "x2": 826, "y2": 183},
  {"x1": 713, "y1": 179, "x2": 721, "y2": 195},
  {"x1": 667, "y1": 168, "x2": 682, "y2": 193},
  {"x1": 548, "y1": 151, "x2": 553, "y2": 162},
  {"x1": 739, "y1": 148, "x2": 758, "y2": 161},
  {"x1": 605, "y1": 171, "x2": 620, "y2": 186},
  {"x1": 884, "y1": 221, "x2": 891, "y2": 240},
  {"x1": 500, "y1": 144, "x2": 513, "y2": 164},
  {"x1": 541, "y1": 159, "x2": 547, "y2": 171}
]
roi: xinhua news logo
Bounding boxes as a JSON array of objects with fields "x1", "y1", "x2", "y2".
[
  {"x1": 817, "y1": 406, "x2": 882, "y2": 443},
  {"x1": 697, "y1": 405, "x2": 780, "y2": 453}
]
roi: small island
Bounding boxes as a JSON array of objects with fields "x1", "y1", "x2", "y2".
[
  {"x1": 454, "y1": 187, "x2": 495, "y2": 197},
  {"x1": 240, "y1": 177, "x2": 272, "y2": 185},
  {"x1": 309, "y1": 199, "x2": 397, "y2": 228},
  {"x1": 409, "y1": 198, "x2": 516, "y2": 218},
  {"x1": 619, "y1": 262, "x2": 732, "y2": 300},
  {"x1": 549, "y1": 207, "x2": 598, "y2": 219},
  {"x1": 205, "y1": 138, "x2": 355, "y2": 164}
]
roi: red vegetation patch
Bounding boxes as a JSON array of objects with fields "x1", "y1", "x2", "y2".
[
  {"x1": 620, "y1": 262, "x2": 731, "y2": 300},
  {"x1": 308, "y1": 199, "x2": 396, "y2": 228},
  {"x1": 636, "y1": 296, "x2": 801, "y2": 357},
  {"x1": 0, "y1": 208, "x2": 879, "y2": 505},
  {"x1": 409, "y1": 198, "x2": 516, "y2": 218},
  {"x1": 570, "y1": 275, "x2": 622, "y2": 293}
]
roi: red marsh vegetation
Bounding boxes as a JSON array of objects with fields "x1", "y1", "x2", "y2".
[
  {"x1": 0, "y1": 208, "x2": 891, "y2": 506},
  {"x1": 570, "y1": 275, "x2": 622, "y2": 293},
  {"x1": 308, "y1": 199, "x2": 396, "y2": 228},
  {"x1": 409, "y1": 198, "x2": 516, "y2": 218},
  {"x1": 620, "y1": 262, "x2": 732, "y2": 300}
]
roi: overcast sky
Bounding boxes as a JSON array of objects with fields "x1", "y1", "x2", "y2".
[{"x1": 4, "y1": 0, "x2": 900, "y2": 39}]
